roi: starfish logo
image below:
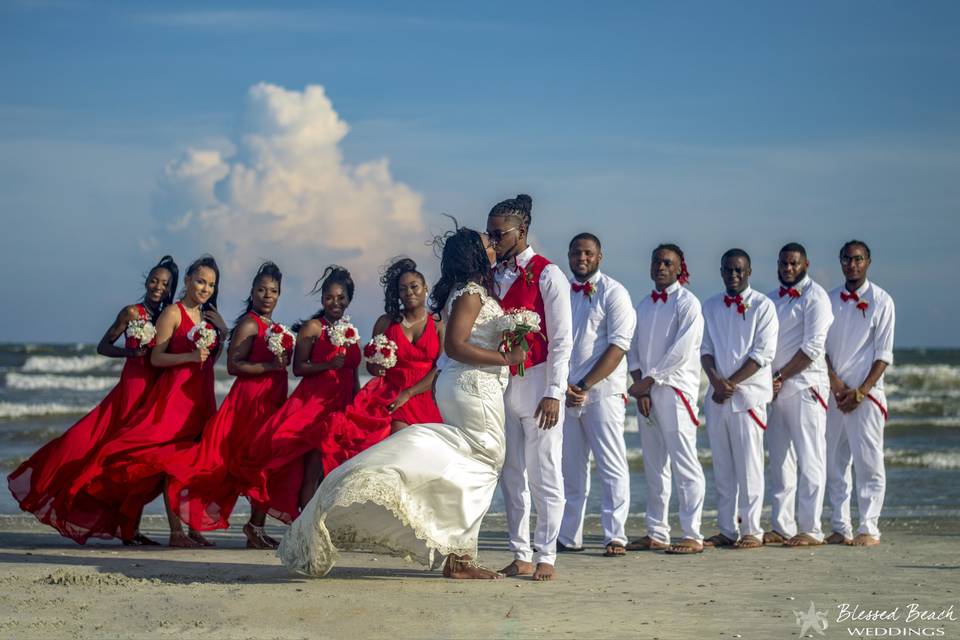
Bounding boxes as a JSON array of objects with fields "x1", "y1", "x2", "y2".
[{"x1": 794, "y1": 601, "x2": 829, "y2": 636}]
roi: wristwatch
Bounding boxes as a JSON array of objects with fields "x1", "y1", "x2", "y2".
[
  {"x1": 854, "y1": 388, "x2": 865, "y2": 403},
  {"x1": 576, "y1": 378, "x2": 590, "y2": 392}
]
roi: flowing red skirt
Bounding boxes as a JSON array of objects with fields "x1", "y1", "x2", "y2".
[
  {"x1": 163, "y1": 369, "x2": 288, "y2": 531},
  {"x1": 66, "y1": 360, "x2": 216, "y2": 541},
  {"x1": 6, "y1": 355, "x2": 155, "y2": 543}
]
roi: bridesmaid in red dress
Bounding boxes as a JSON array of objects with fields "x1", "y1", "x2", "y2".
[
  {"x1": 70, "y1": 255, "x2": 227, "y2": 547},
  {"x1": 7, "y1": 256, "x2": 178, "y2": 545},
  {"x1": 163, "y1": 262, "x2": 292, "y2": 549},
  {"x1": 374, "y1": 257, "x2": 445, "y2": 432},
  {"x1": 318, "y1": 258, "x2": 444, "y2": 473},
  {"x1": 246, "y1": 266, "x2": 361, "y2": 523}
]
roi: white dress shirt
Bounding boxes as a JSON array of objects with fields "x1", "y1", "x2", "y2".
[
  {"x1": 825, "y1": 279, "x2": 895, "y2": 391},
  {"x1": 701, "y1": 286, "x2": 779, "y2": 412},
  {"x1": 627, "y1": 281, "x2": 704, "y2": 400},
  {"x1": 567, "y1": 271, "x2": 635, "y2": 404},
  {"x1": 769, "y1": 275, "x2": 834, "y2": 399},
  {"x1": 495, "y1": 246, "x2": 573, "y2": 401}
]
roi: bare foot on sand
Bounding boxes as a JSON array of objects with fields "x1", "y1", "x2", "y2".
[
  {"x1": 499, "y1": 560, "x2": 534, "y2": 577},
  {"x1": 852, "y1": 533, "x2": 880, "y2": 547},
  {"x1": 169, "y1": 531, "x2": 201, "y2": 548},
  {"x1": 443, "y1": 555, "x2": 503, "y2": 579},
  {"x1": 532, "y1": 563, "x2": 556, "y2": 581},
  {"x1": 188, "y1": 530, "x2": 215, "y2": 547}
]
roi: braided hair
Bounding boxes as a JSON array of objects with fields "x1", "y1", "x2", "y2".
[
  {"x1": 292, "y1": 265, "x2": 354, "y2": 332},
  {"x1": 430, "y1": 226, "x2": 497, "y2": 315},
  {"x1": 231, "y1": 261, "x2": 283, "y2": 336},
  {"x1": 380, "y1": 257, "x2": 426, "y2": 323},
  {"x1": 653, "y1": 243, "x2": 690, "y2": 285},
  {"x1": 488, "y1": 193, "x2": 533, "y2": 229}
]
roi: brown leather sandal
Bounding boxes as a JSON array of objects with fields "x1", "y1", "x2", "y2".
[
  {"x1": 625, "y1": 535, "x2": 669, "y2": 551},
  {"x1": 664, "y1": 538, "x2": 704, "y2": 555}
]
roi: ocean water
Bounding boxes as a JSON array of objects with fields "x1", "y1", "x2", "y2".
[{"x1": 1, "y1": 344, "x2": 959, "y2": 521}]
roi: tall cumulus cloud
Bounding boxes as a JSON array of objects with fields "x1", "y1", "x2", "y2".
[{"x1": 149, "y1": 83, "x2": 428, "y2": 322}]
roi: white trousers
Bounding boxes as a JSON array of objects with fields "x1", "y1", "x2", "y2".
[
  {"x1": 766, "y1": 387, "x2": 828, "y2": 540},
  {"x1": 501, "y1": 365, "x2": 565, "y2": 565},
  {"x1": 705, "y1": 397, "x2": 766, "y2": 540},
  {"x1": 558, "y1": 394, "x2": 629, "y2": 547},
  {"x1": 825, "y1": 390, "x2": 886, "y2": 538},
  {"x1": 640, "y1": 384, "x2": 706, "y2": 543}
]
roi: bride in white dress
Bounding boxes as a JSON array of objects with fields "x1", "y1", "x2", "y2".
[{"x1": 278, "y1": 228, "x2": 527, "y2": 579}]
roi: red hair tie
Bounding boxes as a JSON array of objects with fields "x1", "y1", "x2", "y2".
[{"x1": 678, "y1": 259, "x2": 690, "y2": 286}]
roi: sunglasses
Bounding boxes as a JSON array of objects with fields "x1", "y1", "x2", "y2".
[{"x1": 486, "y1": 226, "x2": 518, "y2": 244}]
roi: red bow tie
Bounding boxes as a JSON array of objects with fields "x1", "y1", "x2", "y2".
[
  {"x1": 724, "y1": 294, "x2": 743, "y2": 308},
  {"x1": 779, "y1": 286, "x2": 800, "y2": 299},
  {"x1": 651, "y1": 290, "x2": 668, "y2": 303},
  {"x1": 840, "y1": 290, "x2": 859, "y2": 303}
]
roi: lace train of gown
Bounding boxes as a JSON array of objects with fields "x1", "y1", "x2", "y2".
[{"x1": 278, "y1": 283, "x2": 506, "y2": 576}]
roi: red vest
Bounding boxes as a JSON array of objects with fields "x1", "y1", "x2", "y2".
[{"x1": 499, "y1": 254, "x2": 551, "y2": 376}]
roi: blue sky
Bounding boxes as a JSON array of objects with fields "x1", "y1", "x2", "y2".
[{"x1": 1, "y1": 1, "x2": 958, "y2": 346}]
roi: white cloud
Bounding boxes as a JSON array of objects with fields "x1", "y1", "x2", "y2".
[{"x1": 151, "y1": 83, "x2": 428, "y2": 322}]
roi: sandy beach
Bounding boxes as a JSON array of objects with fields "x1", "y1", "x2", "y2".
[{"x1": 1, "y1": 513, "x2": 958, "y2": 640}]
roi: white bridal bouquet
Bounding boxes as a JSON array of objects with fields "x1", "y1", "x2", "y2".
[
  {"x1": 496, "y1": 308, "x2": 543, "y2": 376},
  {"x1": 363, "y1": 334, "x2": 398, "y2": 370},
  {"x1": 326, "y1": 316, "x2": 360, "y2": 354},
  {"x1": 187, "y1": 322, "x2": 218, "y2": 351},
  {"x1": 266, "y1": 323, "x2": 296, "y2": 358},
  {"x1": 126, "y1": 318, "x2": 157, "y2": 349}
]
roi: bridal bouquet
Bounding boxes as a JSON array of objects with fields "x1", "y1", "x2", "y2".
[
  {"x1": 266, "y1": 323, "x2": 296, "y2": 358},
  {"x1": 187, "y1": 322, "x2": 218, "y2": 351},
  {"x1": 496, "y1": 308, "x2": 543, "y2": 376},
  {"x1": 126, "y1": 318, "x2": 157, "y2": 349},
  {"x1": 363, "y1": 334, "x2": 398, "y2": 370},
  {"x1": 327, "y1": 316, "x2": 360, "y2": 354}
]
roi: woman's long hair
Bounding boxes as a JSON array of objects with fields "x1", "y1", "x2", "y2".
[
  {"x1": 231, "y1": 261, "x2": 283, "y2": 338},
  {"x1": 380, "y1": 257, "x2": 426, "y2": 323},
  {"x1": 183, "y1": 255, "x2": 220, "y2": 311},
  {"x1": 430, "y1": 225, "x2": 496, "y2": 315}
]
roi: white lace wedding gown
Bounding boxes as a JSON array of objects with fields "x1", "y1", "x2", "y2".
[{"x1": 278, "y1": 282, "x2": 507, "y2": 576}]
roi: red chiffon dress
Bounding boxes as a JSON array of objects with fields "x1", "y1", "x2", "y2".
[
  {"x1": 162, "y1": 313, "x2": 289, "y2": 531},
  {"x1": 66, "y1": 302, "x2": 218, "y2": 541},
  {"x1": 246, "y1": 317, "x2": 361, "y2": 524},
  {"x1": 319, "y1": 316, "x2": 443, "y2": 474},
  {"x1": 6, "y1": 304, "x2": 159, "y2": 543}
]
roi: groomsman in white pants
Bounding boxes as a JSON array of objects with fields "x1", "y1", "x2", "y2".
[
  {"x1": 557, "y1": 233, "x2": 635, "y2": 558},
  {"x1": 626, "y1": 244, "x2": 707, "y2": 555},
  {"x1": 765, "y1": 242, "x2": 834, "y2": 547},
  {"x1": 701, "y1": 249, "x2": 778, "y2": 549},
  {"x1": 825, "y1": 240, "x2": 895, "y2": 547},
  {"x1": 486, "y1": 195, "x2": 573, "y2": 581}
]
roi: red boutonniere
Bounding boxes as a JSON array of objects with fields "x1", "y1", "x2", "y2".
[
  {"x1": 737, "y1": 301, "x2": 750, "y2": 319},
  {"x1": 856, "y1": 300, "x2": 869, "y2": 317}
]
